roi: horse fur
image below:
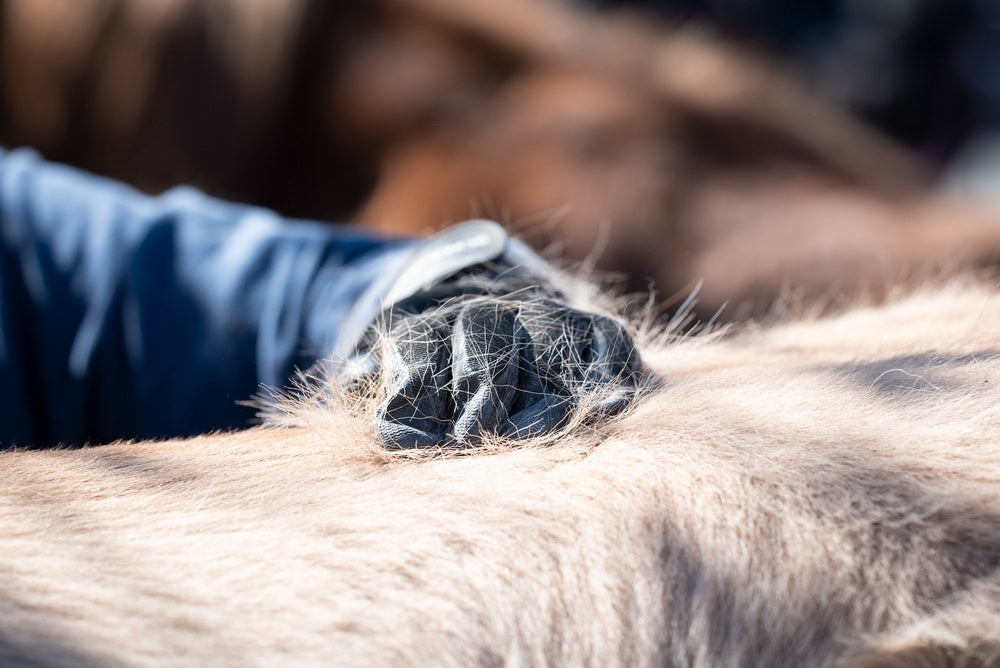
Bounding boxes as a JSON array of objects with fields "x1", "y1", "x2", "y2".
[
  {"x1": 0, "y1": 284, "x2": 1000, "y2": 666},
  {"x1": 2, "y1": 279, "x2": 1000, "y2": 666}
]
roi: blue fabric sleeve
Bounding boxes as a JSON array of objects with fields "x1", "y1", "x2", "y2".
[{"x1": 0, "y1": 149, "x2": 418, "y2": 447}]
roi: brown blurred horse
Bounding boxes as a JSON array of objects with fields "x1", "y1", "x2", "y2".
[{"x1": 2, "y1": 0, "x2": 999, "y2": 320}]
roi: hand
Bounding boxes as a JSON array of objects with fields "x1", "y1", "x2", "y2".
[{"x1": 340, "y1": 221, "x2": 646, "y2": 449}]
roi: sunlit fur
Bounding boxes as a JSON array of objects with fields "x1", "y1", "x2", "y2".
[{"x1": 2, "y1": 279, "x2": 1000, "y2": 666}]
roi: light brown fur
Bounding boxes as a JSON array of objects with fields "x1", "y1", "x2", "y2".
[{"x1": 2, "y1": 279, "x2": 1000, "y2": 666}]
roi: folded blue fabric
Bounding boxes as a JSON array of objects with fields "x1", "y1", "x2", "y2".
[{"x1": 0, "y1": 148, "x2": 416, "y2": 447}]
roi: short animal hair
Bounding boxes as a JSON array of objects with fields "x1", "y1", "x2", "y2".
[{"x1": 1, "y1": 279, "x2": 999, "y2": 666}]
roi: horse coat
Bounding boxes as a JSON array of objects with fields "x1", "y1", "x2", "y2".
[{"x1": 2, "y1": 279, "x2": 999, "y2": 666}]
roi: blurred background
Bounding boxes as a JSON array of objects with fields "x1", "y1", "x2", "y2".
[
  {"x1": 591, "y1": 0, "x2": 1000, "y2": 201},
  {"x1": 597, "y1": 0, "x2": 1000, "y2": 163},
  {"x1": 2, "y1": 0, "x2": 999, "y2": 320}
]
